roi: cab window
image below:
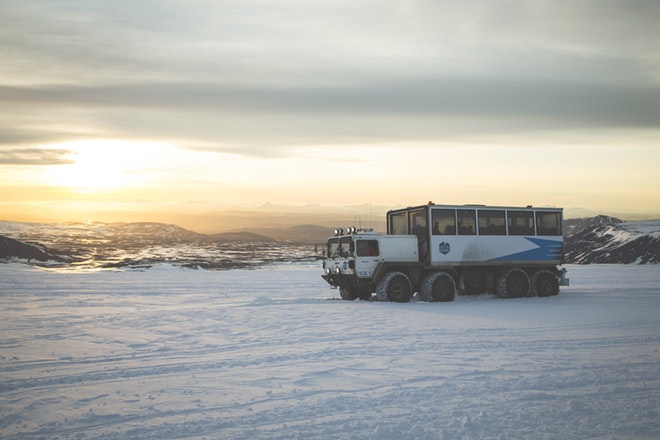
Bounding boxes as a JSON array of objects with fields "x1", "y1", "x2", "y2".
[
  {"x1": 327, "y1": 238, "x2": 340, "y2": 258},
  {"x1": 389, "y1": 212, "x2": 407, "y2": 235},
  {"x1": 410, "y1": 209, "x2": 427, "y2": 236},
  {"x1": 458, "y1": 209, "x2": 476, "y2": 235},
  {"x1": 432, "y1": 209, "x2": 456, "y2": 235},
  {"x1": 536, "y1": 212, "x2": 561, "y2": 236},
  {"x1": 508, "y1": 211, "x2": 535, "y2": 235},
  {"x1": 478, "y1": 210, "x2": 506, "y2": 235},
  {"x1": 356, "y1": 240, "x2": 379, "y2": 257},
  {"x1": 339, "y1": 236, "x2": 354, "y2": 257}
]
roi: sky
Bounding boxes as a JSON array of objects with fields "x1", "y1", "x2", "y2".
[{"x1": 1, "y1": 0, "x2": 660, "y2": 230}]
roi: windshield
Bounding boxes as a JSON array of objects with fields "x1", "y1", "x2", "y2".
[
  {"x1": 326, "y1": 236, "x2": 354, "y2": 258},
  {"x1": 327, "y1": 238, "x2": 340, "y2": 258}
]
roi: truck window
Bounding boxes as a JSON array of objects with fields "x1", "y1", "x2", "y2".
[
  {"x1": 458, "y1": 209, "x2": 476, "y2": 235},
  {"x1": 508, "y1": 211, "x2": 535, "y2": 235},
  {"x1": 478, "y1": 210, "x2": 506, "y2": 235},
  {"x1": 339, "y1": 236, "x2": 354, "y2": 257},
  {"x1": 327, "y1": 238, "x2": 340, "y2": 258},
  {"x1": 356, "y1": 239, "x2": 379, "y2": 256},
  {"x1": 410, "y1": 209, "x2": 427, "y2": 236},
  {"x1": 389, "y1": 212, "x2": 407, "y2": 235},
  {"x1": 536, "y1": 211, "x2": 561, "y2": 236},
  {"x1": 432, "y1": 209, "x2": 456, "y2": 235}
]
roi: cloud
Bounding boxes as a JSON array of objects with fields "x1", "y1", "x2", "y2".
[
  {"x1": 0, "y1": 148, "x2": 74, "y2": 165},
  {"x1": 0, "y1": 128, "x2": 64, "y2": 146},
  {"x1": 1, "y1": 0, "x2": 659, "y2": 157},
  {"x1": 2, "y1": 78, "x2": 659, "y2": 140},
  {"x1": 2, "y1": 0, "x2": 659, "y2": 85}
]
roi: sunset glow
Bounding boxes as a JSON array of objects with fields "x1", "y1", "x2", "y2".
[{"x1": 44, "y1": 141, "x2": 141, "y2": 192}]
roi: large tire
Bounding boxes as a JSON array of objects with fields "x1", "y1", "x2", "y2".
[
  {"x1": 497, "y1": 268, "x2": 530, "y2": 298},
  {"x1": 420, "y1": 272, "x2": 456, "y2": 302},
  {"x1": 376, "y1": 271, "x2": 413, "y2": 302},
  {"x1": 531, "y1": 270, "x2": 559, "y2": 297}
]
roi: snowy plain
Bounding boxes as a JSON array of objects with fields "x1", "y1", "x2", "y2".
[{"x1": 1, "y1": 262, "x2": 659, "y2": 440}]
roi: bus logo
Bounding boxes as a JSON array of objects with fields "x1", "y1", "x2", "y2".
[{"x1": 439, "y1": 242, "x2": 451, "y2": 255}]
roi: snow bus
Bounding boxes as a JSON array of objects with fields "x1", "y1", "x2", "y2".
[{"x1": 322, "y1": 202, "x2": 569, "y2": 302}]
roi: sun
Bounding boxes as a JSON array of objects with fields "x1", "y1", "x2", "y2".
[{"x1": 47, "y1": 140, "x2": 144, "y2": 192}]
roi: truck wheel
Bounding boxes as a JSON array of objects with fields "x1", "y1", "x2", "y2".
[
  {"x1": 339, "y1": 287, "x2": 358, "y2": 300},
  {"x1": 376, "y1": 271, "x2": 412, "y2": 303},
  {"x1": 420, "y1": 272, "x2": 456, "y2": 302},
  {"x1": 497, "y1": 268, "x2": 530, "y2": 298},
  {"x1": 532, "y1": 270, "x2": 559, "y2": 297}
]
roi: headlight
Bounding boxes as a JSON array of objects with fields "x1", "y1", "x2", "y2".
[
  {"x1": 325, "y1": 267, "x2": 331, "y2": 275},
  {"x1": 334, "y1": 267, "x2": 341, "y2": 275}
]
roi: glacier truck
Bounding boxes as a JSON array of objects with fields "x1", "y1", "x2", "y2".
[{"x1": 322, "y1": 203, "x2": 569, "y2": 302}]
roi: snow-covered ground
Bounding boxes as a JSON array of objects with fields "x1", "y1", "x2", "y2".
[{"x1": 1, "y1": 263, "x2": 659, "y2": 440}]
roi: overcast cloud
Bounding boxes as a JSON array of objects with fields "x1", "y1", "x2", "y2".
[
  {"x1": 1, "y1": 0, "x2": 660, "y2": 155},
  {"x1": 0, "y1": 148, "x2": 73, "y2": 165}
]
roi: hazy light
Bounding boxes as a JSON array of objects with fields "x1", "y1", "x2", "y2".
[{"x1": 45, "y1": 140, "x2": 173, "y2": 193}]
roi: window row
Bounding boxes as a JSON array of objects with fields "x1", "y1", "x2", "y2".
[{"x1": 431, "y1": 209, "x2": 561, "y2": 236}]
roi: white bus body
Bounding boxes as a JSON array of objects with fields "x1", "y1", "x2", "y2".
[{"x1": 322, "y1": 203, "x2": 568, "y2": 302}]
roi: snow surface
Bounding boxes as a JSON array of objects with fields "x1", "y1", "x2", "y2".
[{"x1": 1, "y1": 263, "x2": 659, "y2": 439}]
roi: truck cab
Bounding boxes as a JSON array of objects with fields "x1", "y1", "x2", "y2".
[{"x1": 322, "y1": 230, "x2": 418, "y2": 300}]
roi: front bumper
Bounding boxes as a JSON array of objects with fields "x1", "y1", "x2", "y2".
[
  {"x1": 322, "y1": 273, "x2": 374, "y2": 292},
  {"x1": 322, "y1": 273, "x2": 354, "y2": 288}
]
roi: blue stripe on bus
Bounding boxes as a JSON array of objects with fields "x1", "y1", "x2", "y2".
[{"x1": 492, "y1": 237, "x2": 563, "y2": 261}]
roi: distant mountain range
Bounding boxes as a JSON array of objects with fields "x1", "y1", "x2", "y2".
[
  {"x1": 1, "y1": 216, "x2": 659, "y2": 266},
  {"x1": 0, "y1": 221, "x2": 309, "y2": 269}
]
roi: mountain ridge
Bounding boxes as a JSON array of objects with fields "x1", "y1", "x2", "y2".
[{"x1": 564, "y1": 215, "x2": 660, "y2": 264}]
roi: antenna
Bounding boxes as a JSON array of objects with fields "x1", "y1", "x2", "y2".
[{"x1": 369, "y1": 204, "x2": 373, "y2": 231}]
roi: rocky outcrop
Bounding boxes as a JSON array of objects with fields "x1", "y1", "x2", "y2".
[{"x1": 0, "y1": 235, "x2": 67, "y2": 262}]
